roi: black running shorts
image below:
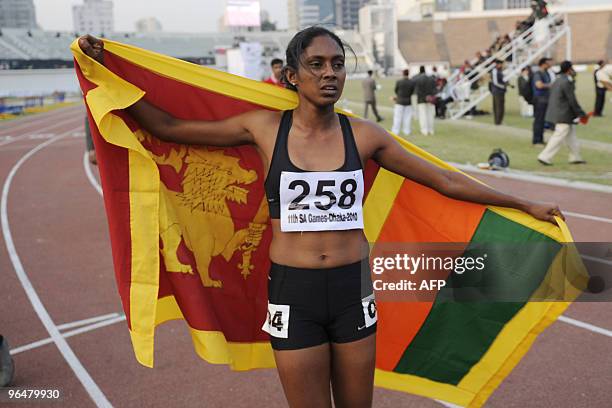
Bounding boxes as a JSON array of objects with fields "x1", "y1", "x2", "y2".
[{"x1": 262, "y1": 259, "x2": 377, "y2": 350}]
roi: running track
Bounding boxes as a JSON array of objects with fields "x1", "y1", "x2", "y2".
[{"x1": 1, "y1": 106, "x2": 610, "y2": 407}]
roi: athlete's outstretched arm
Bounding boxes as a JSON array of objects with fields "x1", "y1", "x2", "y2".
[
  {"x1": 367, "y1": 123, "x2": 564, "y2": 224},
  {"x1": 78, "y1": 35, "x2": 255, "y2": 147}
]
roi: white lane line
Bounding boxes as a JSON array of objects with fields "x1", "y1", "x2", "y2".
[
  {"x1": 452, "y1": 162, "x2": 612, "y2": 195},
  {"x1": 10, "y1": 315, "x2": 126, "y2": 356},
  {"x1": 1, "y1": 129, "x2": 112, "y2": 407},
  {"x1": 435, "y1": 400, "x2": 462, "y2": 408},
  {"x1": 581, "y1": 254, "x2": 612, "y2": 267},
  {"x1": 558, "y1": 316, "x2": 612, "y2": 338},
  {"x1": 9, "y1": 338, "x2": 54, "y2": 355},
  {"x1": 83, "y1": 151, "x2": 102, "y2": 196},
  {"x1": 0, "y1": 116, "x2": 82, "y2": 148},
  {"x1": 0, "y1": 106, "x2": 83, "y2": 135},
  {"x1": 564, "y1": 211, "x2": 612, "y2": 225},
  {"x1": 62, "y1": 315, "x2": 126, "y2": 339},
  {"x1": 57, "y1": 312, "x2": 121, "y2": 331}
]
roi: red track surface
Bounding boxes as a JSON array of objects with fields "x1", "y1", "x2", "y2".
[{"x1": 1, "y1": 106, "x2": 610, "y2": 407}]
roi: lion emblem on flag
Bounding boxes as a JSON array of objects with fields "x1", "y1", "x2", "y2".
[{"x1": 136, "y1": 130, "x2": 266, "y2": 288}]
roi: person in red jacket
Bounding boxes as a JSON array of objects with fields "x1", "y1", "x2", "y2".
[{"x1": 264, "y1": 58, "x2": 284, "y2": 87}]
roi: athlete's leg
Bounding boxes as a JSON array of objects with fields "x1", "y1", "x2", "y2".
[
  {"x1": 273, "y1": 344, "x2": 332, "y2": 408},
  {"x1": 330, "y1": 333, "x2": 376, "y2": 408}
]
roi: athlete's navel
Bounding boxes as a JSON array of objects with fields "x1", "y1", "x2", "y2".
[{"x1": 319, "y1": 254, "x2": 328, "y2": 261}]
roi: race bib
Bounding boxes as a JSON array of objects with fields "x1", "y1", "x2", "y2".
[
  {"x1": 279, "y1": 170, "x2": 364, "y2": 232},
  {"x1": 261, "y1": 303, "x2": 290, "y2": 338},
  {"x1": 360, "y1": 293, "x2": 377, "y2": 329}
]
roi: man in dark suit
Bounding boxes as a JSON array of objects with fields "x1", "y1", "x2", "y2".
[
  {"x1": 392, "y1": 69, "x2": 415, "y2": 135},
  {"x1": 538, "y1": 61, "x2": 587, "y2": 165},
  {"x1": 490, "y1": 60, "x2": 507, "y2": 125},
  {"x1": 532, "y1": 57, "x2": 552, "y2": 145},
  {"x1": 413, "y1": 66, "x2": 437, "y2": 135}
]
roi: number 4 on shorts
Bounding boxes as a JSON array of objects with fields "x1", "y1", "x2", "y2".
[{"x1": 262, "y1": 303, "x2": 290, "y2": 338}]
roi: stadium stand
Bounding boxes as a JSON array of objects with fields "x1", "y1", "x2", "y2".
[
  {"x1": 397, "y1": 21, "x2": 438, "y2": 64},
  {"x1": 552, "y1": 11, "x2": 610, "y2": 63},
  {"x1": 0, "y1": 29, "x2": 372, "y2": 72},
  {"x1": 443, "y1": 18, "x2": 490, "y2": 67},
  {"x1": 398, "y1": 8, "x2": 612, "y2": 67}
]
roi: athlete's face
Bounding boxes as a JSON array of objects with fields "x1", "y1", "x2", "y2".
[{"x1": 289, "y1": 35, "x2": 346, "y2": 107}]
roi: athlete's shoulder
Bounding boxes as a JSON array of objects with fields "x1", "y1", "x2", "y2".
[
  {"x1": 244, "y1": 109, "x2": 283, "y2": 146},
  {"x1": 241, "y1": 108, "x2": 282, "y2": 127}
]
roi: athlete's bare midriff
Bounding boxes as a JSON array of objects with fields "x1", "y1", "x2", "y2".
[
  {"x1": 268, "y1": 222, "x2": 369, "y2": 268},
  {"x1": 253, "y1": 110, "x2": 372, "y2": 269}
]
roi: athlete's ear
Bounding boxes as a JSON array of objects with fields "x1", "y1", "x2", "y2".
[{"x1": 285, "y1": 67, "x2": 298, "y2": 87}]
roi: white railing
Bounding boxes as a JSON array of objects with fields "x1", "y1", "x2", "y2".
[{"x1": 447, "y1": 13, "x2": 569, "y2": 120}]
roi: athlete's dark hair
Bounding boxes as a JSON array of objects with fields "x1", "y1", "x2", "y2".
[
  {"x1": 281, "y1": 25, "x2": 355, "y2": 91},
  {"x1": 270, "y1": 58, "x2": 283, "y2": 66}
]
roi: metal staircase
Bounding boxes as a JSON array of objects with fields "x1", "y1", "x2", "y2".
[{"x1": 447, "y1": 13, "x2": 571, "y2": 120}]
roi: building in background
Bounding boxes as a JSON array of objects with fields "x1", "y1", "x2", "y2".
[
  {"x1": 397, "y1": 0, "x2": 534, "y2": 17},
  {"x1": 135, "y1": 17, "x2": 162, "y2": 33},
  {"x1": 482, "y1": 0, "x2": 530, "y2": 9},
  {"x1": 359, "y1": 0, "x2": 400, "y2": 71},
  {"x1": 0, "y1": 0, "x2": 37, "y2": 29},
  {"x1": 336, "y1": 0, "x2": 369, "y2": 29},
  {"x1": 287, "y1": 0, "x2": 335, "y2": 30},
  {"x1": 434, "y1": 0, "x2": 471, "y2": 12},
  {"x1": 72, "y1": 0, "x2": 114, "y2": 35}
]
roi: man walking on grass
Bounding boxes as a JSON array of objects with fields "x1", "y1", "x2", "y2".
[
  {"x1": 362, "y1": 70, "x2": 383, "y2": 122},
  {"x1": 538, "y1": 61, "x2": 587, "y2": 166}
]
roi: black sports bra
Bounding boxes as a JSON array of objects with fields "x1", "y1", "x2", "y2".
[{"x1": 264, "y1": 110, "x2": 363, "y2": 219}]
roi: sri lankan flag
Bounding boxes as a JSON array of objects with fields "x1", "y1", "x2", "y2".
[{"x1": 71, "y1": 39, "x2": 587, "y2": 407}]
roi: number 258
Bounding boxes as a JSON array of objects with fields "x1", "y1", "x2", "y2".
[{"x1": 288, "y1": 179, "x2": 357, "y2": 211}]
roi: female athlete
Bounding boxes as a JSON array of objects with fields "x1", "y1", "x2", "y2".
[{"x1": 79, "y1": 26, "x2": 564, "y2": 408}]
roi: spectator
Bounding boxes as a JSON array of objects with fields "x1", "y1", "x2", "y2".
[
  {"x1": 362, "y1": 70, "x2": 383, "y2": 122},
  {"x1": 594, "y1": 60, "x2": 612, "y2": 116},
  {"x1": 263, "y1": 58, "x2": 284, "y2": 87},
  {"x1": 460, "y1": 60, "x2": 473, "y2": 75},
  {"x1": 538, "y1": 61, "x2": 587, "y2": 165},
  {"x1": 532, "y1": 58, "x2": 553, "y2": 144},
  {"x1": 474, "y1": 51, "x2": 485, "y2": 66},
  {"x1": 435, "y1": 78, "x2": 454, "y2": 118},
  {"x1": 431, "y1": 66, "x2": 439, "y2": 80},
  {"x1": 532, "y1": 0, "x2": 549, "y2": 19},
  {"x1": 490, "y1": 60, "x2": 507, "y2": 125},
  {"x1": 518, "y1": 66, "x2": 534, "y2": 117},
  {"x1": 392, "y1": 69, "x2": 415, "y2": 136},
  {"x1": 413, "y1": 66, "x2": 437, "y2": 135}
]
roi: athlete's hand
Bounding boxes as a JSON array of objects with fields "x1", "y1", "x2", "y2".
[
  {"x1": 524, "y1": 201, "x2": 565, "y2": 225},
  {"x1": 78, "y1": 34, "x2": 105, "y2": 65}
]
